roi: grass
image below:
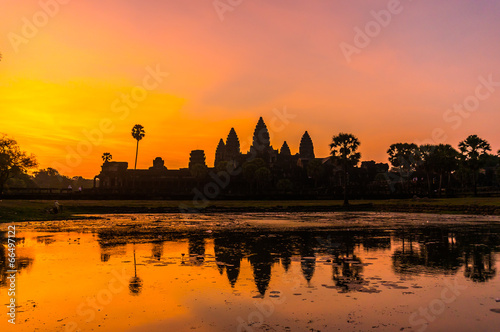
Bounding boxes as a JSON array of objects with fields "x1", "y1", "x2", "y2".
[
  {"x1": 368, "y1": 197, "x2": 500, "y2": 207},
  {"x1": 1, "y1": 197, "x2": 499, "y2": 223}
]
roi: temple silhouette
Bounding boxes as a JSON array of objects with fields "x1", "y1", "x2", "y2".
[{"x1": 94, "y1": 117, "x2": 344, "y2": 197}]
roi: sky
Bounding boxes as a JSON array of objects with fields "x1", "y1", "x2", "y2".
[{"x1": 1, "y1": 0, "x2": 500, "y2": 178}]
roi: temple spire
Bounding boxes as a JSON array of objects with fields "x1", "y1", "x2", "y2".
[
  {"x1": 252, "y1": 117, "x2": 270, "y2": 152},
  {"x1": 299, "y1": 131, "x2": 315, "y2": 159},
  {"x1": 225, "y1": 128, "x2": 240, "y2": 160},
  {"x1": 189, "y1": 150, "x2": 206, "y2": 168},
  {"x1": 214, "y1": 138, "x2": 226, "y2": 166},
  {"x1": 280, "y1": 141, "x2": 291, "y2": 156}
]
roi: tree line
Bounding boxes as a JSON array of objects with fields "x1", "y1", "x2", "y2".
[
  {"x1": 0, "y1": 134, "x2": 93, "y2": 194},
  {"x1": 1, "y1": 131, "x2": 498, "y2": 200}
]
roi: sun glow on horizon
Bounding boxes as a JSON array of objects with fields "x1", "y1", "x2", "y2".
[{"x1": 1, "y1": 0, "x2": 499, "y2": 178}]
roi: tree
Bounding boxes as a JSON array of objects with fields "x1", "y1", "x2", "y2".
[
  {"x1": 458, "y1": 135, "x2": 491, "y2": 196},
  {"x1": 387, "y1": 143, "x2": 421, "y2": 194},
  {"x1": 242, "y1": 158, "x2": 265, "y2": 193},
  {"x1": 102, "y1": 152, "x2": 112, "y2": 163},
  {"x1": 418, "y1": 144, "x2": 458, "y2": 197},
  {"x1": 307, "y1": 159, "x2": 324, "y2": 188},
  {"x1": 418, "y1": 145, "x2": 436, "y2": 196},
  {"x1": 0, "y1": 135, "x2": 37, "y2": 196},
  {"x1": 254, "y1": 166, "x2": 271, "y2": 192},
  {"x1": 33, "y1": 168, "x2": 71, "y2": 188},
  {"x1": 131, "y1": 124, "x2": 145, "y2": 169},
  {"x1": 276, "y1": 178, "x2": 293, "y2": 193},
  {"x1": 432, "y1": 144, "x2": 458, "y2": 196},
  {"x1": 496, "y1": 150, "x2": 500, "y2": 186},
  {"x1": 330, "y1": 133, "x2": 361, "y2": 206},
  {"x1": 129, "y1": 246, "x2": 143, "y2": 296},
  {"x1": 5, "y1": 172, "x2": 35, "y2": 189}
]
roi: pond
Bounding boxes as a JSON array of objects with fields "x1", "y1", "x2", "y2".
[{"x1": 1, "y1": 212, "x2": 499, "y2": 331}]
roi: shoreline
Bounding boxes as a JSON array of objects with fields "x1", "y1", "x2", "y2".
[{"x1": 1, "y1": 198, "x2": 499, "y2": 223}]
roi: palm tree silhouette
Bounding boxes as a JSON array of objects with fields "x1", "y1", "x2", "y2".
[
  {"x1": 129, "y1": 245, "x2": 143, "y2": 295},
  {"x1": 102, "y1": 152, "x2": 112, "y2": 163},
  {"x1": 458, "y1": 135, "x2": 491, "y2": 196},
  {"x1": 131, "y1": 124, "x2": 145, "y2": 169},
  {"x1": 432, "y1": 144, "x2": 458, "y2": 197},
  {"x1": 387, "y1": 143, "x2": 420, "y2": 194},
  {"x1": 330, "y1": 133, "x2": 361, "y2": 206}
]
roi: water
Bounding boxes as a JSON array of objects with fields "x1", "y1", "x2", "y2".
[{"x1": 1, "y1": 212, "x2": 499, "y2": 331}]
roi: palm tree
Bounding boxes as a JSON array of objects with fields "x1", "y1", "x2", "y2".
[
  {"x1": 458, "y1": 135, "x2": 491, "y2": 196},
  {"x1": 418, "y1": 145, "x2": 436, "y2": 196},
  {"x1": 387, "y1": 143, "x2": 421, "y2": 194},
  {"x1": 131, "y1": 124, "x2": 145, "y2": 169},
  {"x1": 102, "y1": 152, "x2": 112, "y2": 163},
  {"x1": 330, "y1": 133, "x2": 361, "y2": 206},
  {"x1": 419, "y1": 144, "x2": 459, "y2": 197},
  {"x1": 433, "y1": 144, "x2": 458, "y2": 197},
  {"x1": 129, "y1": 246, "x2": 143, "y2": 295}
]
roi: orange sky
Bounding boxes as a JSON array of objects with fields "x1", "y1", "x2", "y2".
[{"x1": 1, "y1": 0, "x2": 499, "y2": 177}]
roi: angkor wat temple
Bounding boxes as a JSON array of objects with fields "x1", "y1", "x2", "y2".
[{"x1": 95, "y1": 117, "x2": 389, "y2": 198}]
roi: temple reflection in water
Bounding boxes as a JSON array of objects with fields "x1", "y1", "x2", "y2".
[{"x1": 90, "y1": 225, "x2": 500, "y2": 296}]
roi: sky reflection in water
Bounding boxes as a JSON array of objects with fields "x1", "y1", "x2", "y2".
[{"x1": 1, "y1": 212, "x2": 499, "y2": 331}]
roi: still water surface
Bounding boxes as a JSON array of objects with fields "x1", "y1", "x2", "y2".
[{"x1": 1, "y1": 212, "x2": 499, "y2": 331}]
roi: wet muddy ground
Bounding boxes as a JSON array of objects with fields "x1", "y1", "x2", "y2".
[{"x1": 1, "y1": 212, "x2": 499, "y2": 331}]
